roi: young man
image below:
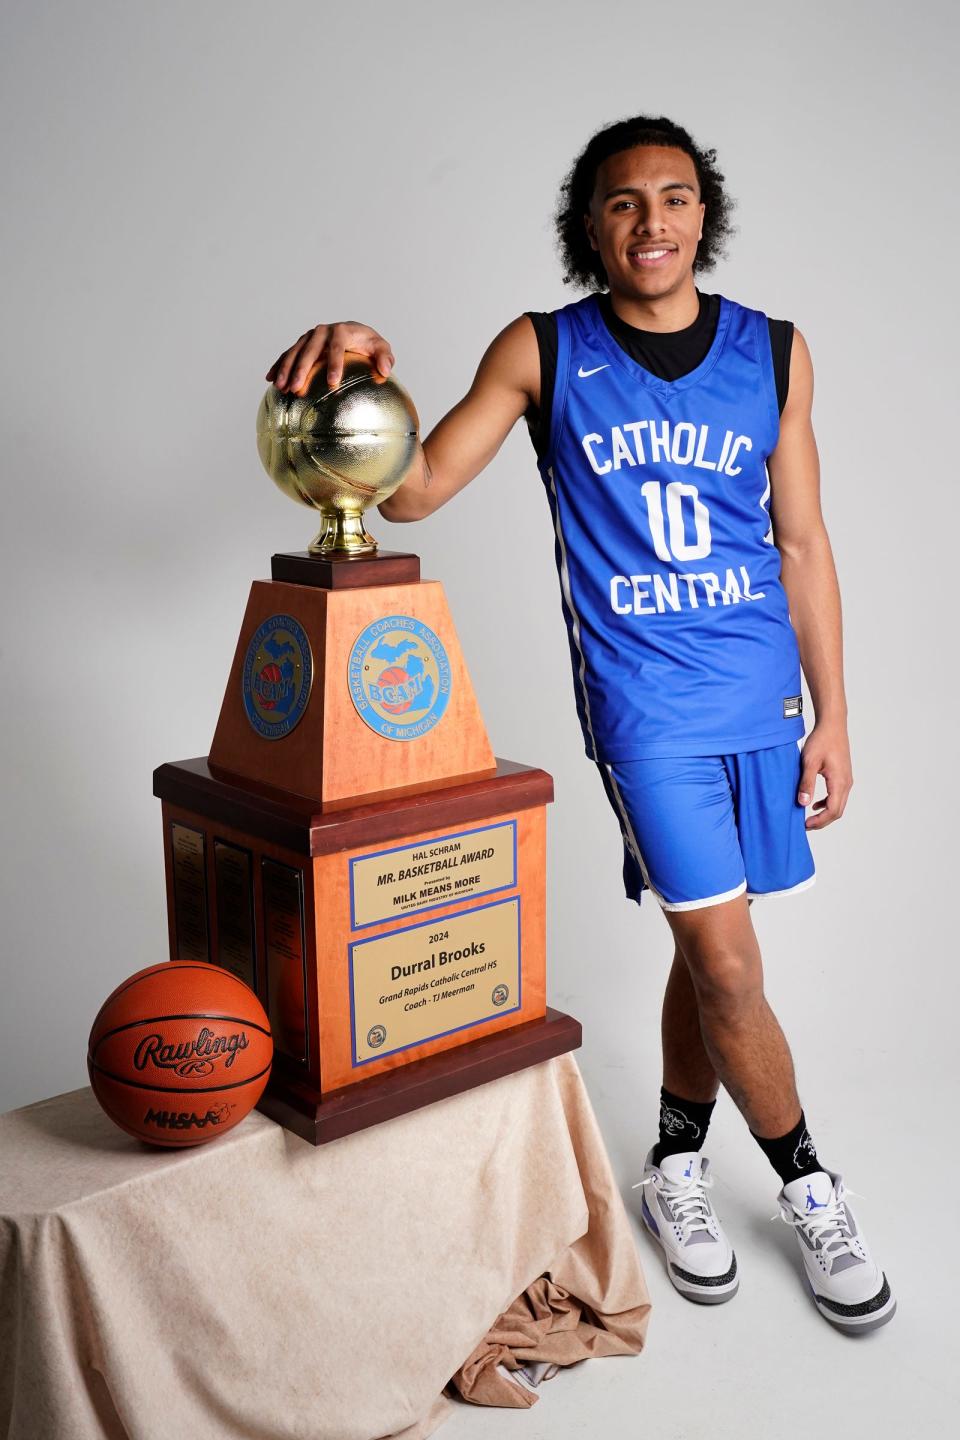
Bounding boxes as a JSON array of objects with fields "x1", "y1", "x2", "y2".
[{"x1": 266, "y1": 114, "x2": 894, "y2": 1333}]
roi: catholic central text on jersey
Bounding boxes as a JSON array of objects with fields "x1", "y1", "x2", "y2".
[
  {"x1": 578, "y1": 418, "x2": 771, "y2": 616},
  {"x1": 581, "y1": 417, "x2": 753, "y2": 479}
]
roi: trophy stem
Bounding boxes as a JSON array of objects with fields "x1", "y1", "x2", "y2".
[{"x1": 308, "y1": 508, "x2": 377, "y2": 556}]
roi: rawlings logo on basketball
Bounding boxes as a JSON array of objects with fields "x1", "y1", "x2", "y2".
[{"x1": 133, "y1": 1025, "x2": 250, "y2": 1076}]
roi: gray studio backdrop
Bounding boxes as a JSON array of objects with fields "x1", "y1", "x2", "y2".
[{"x1": 1, "y1": 0, "x2": 957, "y2": 1429}]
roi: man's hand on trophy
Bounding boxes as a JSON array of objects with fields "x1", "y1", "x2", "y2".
[{"x1": 266, "y1": 323, "x2": 395, "y2": 396}]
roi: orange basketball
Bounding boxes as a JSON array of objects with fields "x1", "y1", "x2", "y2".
[{"x1": 87, "y1": 961, "x2": 273, "y2": 1148}]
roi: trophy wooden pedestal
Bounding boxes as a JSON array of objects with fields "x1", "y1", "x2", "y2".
[{"x1": 153, "y1": 552, "x2": 581, "y2": 1144}]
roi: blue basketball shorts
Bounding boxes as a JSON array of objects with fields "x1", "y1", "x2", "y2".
[{"x1": 596, "y1": 740, "x2": 816, "y2": 911}]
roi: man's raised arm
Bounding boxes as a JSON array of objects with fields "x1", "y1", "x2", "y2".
[{"x1": 265, "y1": 315, "x2": 540, "y2": 524}]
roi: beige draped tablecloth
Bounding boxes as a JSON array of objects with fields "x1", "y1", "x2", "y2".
[{"x1": 0, "y1": 1051, "x2": 651, "y2": 1440}]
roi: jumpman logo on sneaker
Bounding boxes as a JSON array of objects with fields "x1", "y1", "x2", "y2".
[
  {"x1": 805, "y1": 1183, "x2": 828, "y2": 1211},
  {"x1": 684, "y1": 1159, "x2": 695, "y2": 1178}
]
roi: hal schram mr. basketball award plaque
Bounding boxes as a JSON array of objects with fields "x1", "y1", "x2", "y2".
[{"x1": 153, "y1": 354, "x2": 581, "y2": 1143}]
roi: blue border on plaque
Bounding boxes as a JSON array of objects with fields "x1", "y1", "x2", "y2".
[
  {"x1": 348, "y1": 820, "x2": 518, "y2": 931},
  {"x1": 347, "y1": 895, "x2": 522, "y2": 1068}
]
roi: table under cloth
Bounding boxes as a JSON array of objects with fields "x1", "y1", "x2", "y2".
[{"x1": 0, "y1": 1051, "x2": 652, "y2": 1440}]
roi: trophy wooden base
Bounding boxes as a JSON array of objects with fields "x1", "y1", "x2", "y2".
[
  {"x1": 258, "y1": 1007, "x2": 581, "y2": 1145},
  {"x1": 155, "y1": 555, "x2": 580, "y2": 1144},
  {"x1": 153, "y1": 755, "x2": 577, "y2": 1143},
  {"x1": 208, "y1": 575, "x2": 497, "y2": 805},
  {"x1": 270, "y1": 549, "x2": 421, "y2": 590}
]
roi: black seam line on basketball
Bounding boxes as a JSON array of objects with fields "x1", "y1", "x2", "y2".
[
  {"x1": 87, "y1": 1058, "x2": 273, "y2": 1094},
  {"x1": 816, "y1": 1276, "x2": 891, "y2": 1318},
  {"x1": 91, "y1": 967, "x2": 217, "y2": 1025},
  {"x1": 91, "y1": 966, "x2": 236, "y2": 1023},
  {"x1": 92, "y1": 1013, "x2": 272, "y2": 1054},
  {"x1": 669, "y1": 1255, "x2": 738, "y2": 1286}
]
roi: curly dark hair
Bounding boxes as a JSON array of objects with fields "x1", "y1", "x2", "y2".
[{"x1": 554, "y1": 113, "x2": 737, "y2": 291}]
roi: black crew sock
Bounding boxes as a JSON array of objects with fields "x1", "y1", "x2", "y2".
[
  {"x1": 750, "y1": 1109, "x2": 824, "y2": 1186},
  {"x1": 651, "y1": 1086, "x2": 717, "y2": 1166}
]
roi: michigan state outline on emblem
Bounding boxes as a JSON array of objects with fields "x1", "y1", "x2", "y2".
[
  {"x1": 347, "y1": 614, "x2": 452, "y2": 741},
  {"x1": 241, "y1": 613, "x2": 313, "y2": 739}
]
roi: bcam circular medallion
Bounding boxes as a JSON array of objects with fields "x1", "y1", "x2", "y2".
[
  {"x1": 242, "y1": 614, "x2": 313, "y2": 739},
  {"x1": 347, "y1": 614, "x2": 452, "y2": 741}
]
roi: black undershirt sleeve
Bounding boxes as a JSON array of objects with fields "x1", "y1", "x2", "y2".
[
  {"x1": 522, "y1": 311, "x2": 558, "y2": 461},
  {"x1": 769, "y1": 318, "x2": 795, "y2": 418}
]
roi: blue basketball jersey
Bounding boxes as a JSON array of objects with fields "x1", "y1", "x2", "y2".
[{"x1": 536, "y1": 292, "x2": 806, "y2": 761}]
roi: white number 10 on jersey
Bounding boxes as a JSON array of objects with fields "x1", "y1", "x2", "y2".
[{"x1": 640, "y1": 480, "x2": 712, "y2": 562}]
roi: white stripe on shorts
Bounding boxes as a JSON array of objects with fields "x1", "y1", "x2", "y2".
[{"x1": 745, "y1": 874, "x2": 817, "y2": 900}]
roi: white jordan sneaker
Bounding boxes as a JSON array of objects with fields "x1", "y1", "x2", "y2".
[
  {"x1": 773, "y1": 1167, "x2": 896, "y2": 1333},
  {"x1": 632, "y1": 1147, "x2": 739, "y2": 1303}
]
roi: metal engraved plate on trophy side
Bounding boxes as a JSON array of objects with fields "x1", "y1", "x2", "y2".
[
  {"x1": 169, "y1": 822, "x2": 209, "y2": 963},
  {"x1": 213, "y1": 840, "x2": 256, "y2": 988}
]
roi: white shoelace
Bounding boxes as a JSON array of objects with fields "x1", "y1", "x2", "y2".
[
  {"x1": 770, "y1": 1185, "x2": 864, "y2": 1261},
  {"x1": 632, "y1": 1170, "x2": 716, "y2": 1242}
]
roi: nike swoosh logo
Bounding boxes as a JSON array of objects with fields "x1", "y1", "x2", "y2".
[{"x1": 577, "y1": 363, "x2": 609, "y2": 378}]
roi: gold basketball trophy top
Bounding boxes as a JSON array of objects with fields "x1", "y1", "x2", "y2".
[
  {"x1": 152, "y1": 351, "x2": 579, "y2": 1144},
  {"x1": 255, "y1": 352, "x2": 420, "y2": 557}
]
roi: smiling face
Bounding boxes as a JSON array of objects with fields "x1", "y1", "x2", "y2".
[{"x1": 584, "y1": 145, "x2": 705, "y2": 301}]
